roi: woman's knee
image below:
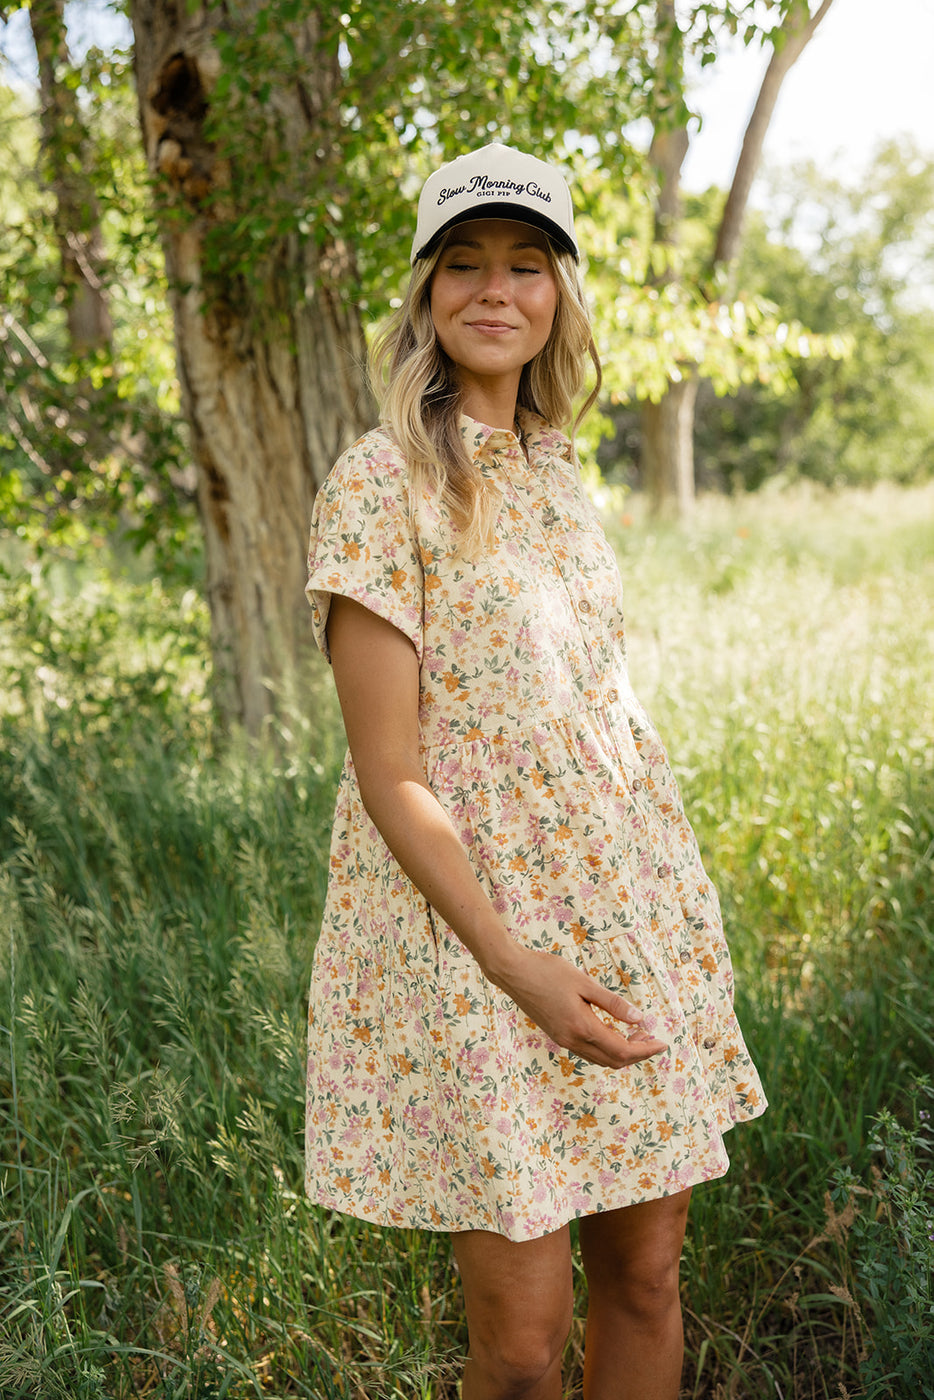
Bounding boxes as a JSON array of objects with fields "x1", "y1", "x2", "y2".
[
  {"x1": 467, "y1": 1311, "x2": 571, "y2": 1393},
  {"x1": 453, "y1": 1224, "x2": 573, "y2": 1392},
  {"x1": 613, "y1": 1252, "x2": 682, "y2": 1325},
  {"x1": 580, "y1": 1192, "x2": 690, "y2": 1323}
]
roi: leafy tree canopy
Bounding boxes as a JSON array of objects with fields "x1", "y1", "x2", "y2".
[
  {"x1": 693, "y1": 141, "x2": 934, "y2": 489},
  {"x1": 1, "y1": 0, "x2": 928, "y2": 574}
]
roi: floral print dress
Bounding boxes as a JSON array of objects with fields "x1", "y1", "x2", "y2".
[{"x1": 304, "y1": 409, "x2": 766, "y2": 1243}]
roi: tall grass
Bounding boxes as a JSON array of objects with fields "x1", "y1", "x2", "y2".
[{"x1": 1, "y1": 482, "x2": 932, "y2": 1399}]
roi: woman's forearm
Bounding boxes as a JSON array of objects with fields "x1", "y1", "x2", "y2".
[
  {"x1": 356, "y1": 763, "x2": 523, "y2": 985},
  {"x1": 327, "y1": 595, "x2": 520, "y2": 979}
]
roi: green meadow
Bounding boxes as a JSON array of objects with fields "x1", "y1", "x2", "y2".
[{"x1": 2, "y1": 482, "x2": 932, "y2": 1399}]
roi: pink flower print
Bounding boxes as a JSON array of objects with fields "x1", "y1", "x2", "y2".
[{"x1": 460, "y1": 1043, "x2": 491, "y2": 1081}]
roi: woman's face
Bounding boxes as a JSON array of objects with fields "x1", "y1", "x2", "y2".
[{"x1": 429, "y1": 219, "x2": 558, "y2": 403}]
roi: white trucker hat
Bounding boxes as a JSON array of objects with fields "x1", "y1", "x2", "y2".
[{"x1": 411, "y1": 142, "x2": 579, "y2": 265}]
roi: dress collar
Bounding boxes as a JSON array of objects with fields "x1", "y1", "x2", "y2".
[{"x1": 458, "y1": 409, "x2": 574, "y2": 466}]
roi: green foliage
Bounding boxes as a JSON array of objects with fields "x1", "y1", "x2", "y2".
[
  {"x1": 597, "y1": 141, "x2": 934, "y2": 491},
  {"x1": 587, "y1": 203, "x2": 849, "y2": 409},
  {"x1": 1, "y1": 484, "x2": 933, "y2": 1397},
  {"x1": 0, "y1": 551, "x2": 211, "y2": 739},
  {"x1": 177, "y1": 0, "x2": 655, "y2": 323},
  {"x1": 0, "y1": 45, "x2": 196, "y2": 573},
  {"x1": 695, "y1": 141, "x2": 934, "y2": 490},
  {"x1": 6, "y1": 0, "x2": 916, "y2": 583},
  {"x1": 830, "y1": 1084, "x2": 934, "y2": 1399}
]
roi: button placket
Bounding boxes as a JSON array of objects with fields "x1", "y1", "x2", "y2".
[{"x1": 495, "y1": 455, "x2": 606, "y2": 695}]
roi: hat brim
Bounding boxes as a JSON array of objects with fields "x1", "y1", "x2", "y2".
[{"x1": 414, "y1": 202, "x2": 578, "y2": 262}]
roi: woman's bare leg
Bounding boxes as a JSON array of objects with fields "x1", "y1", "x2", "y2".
[
  {"x1": 451, "y1": 1225, "x2": 574, "y2": 1400},
  {"x1": 578, "y1": 1189, "x2": 692, "y2": 1400}
]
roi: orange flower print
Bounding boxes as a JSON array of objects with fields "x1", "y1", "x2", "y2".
[{"x1": 558, "y1": 1056, "x2": 584, "y2": 1084}]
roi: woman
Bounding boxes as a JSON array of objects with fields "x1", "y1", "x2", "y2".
[{"x1": 304, "y1": 143, "x2": 766, "y2": 1400}]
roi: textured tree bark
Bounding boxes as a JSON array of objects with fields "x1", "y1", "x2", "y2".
[
  {"x1": 30, "y1": 0, "x2": 112, "y2": 355},
  {"x1": 130, "y1": 0, "x2": 374, "y2": 732},
  {"x1": 641, "y1": 379, "x2": 699, "y2": 518}
]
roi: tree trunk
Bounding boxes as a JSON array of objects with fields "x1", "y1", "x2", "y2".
[
  {"x1": 30, "y1": 0, "x2": 112, "y2": 355},
  {"x1": 712, "y1": 0, "x2": 836, "y2": 272},
  {"x1": 640, "y1": 0, "x2": 694, "y2": 514},
  {"x1": 130, "y1": 0, "x2": 374, "y2": 733},
  {"x1": 641, "y1": 0, "x2": 836, "y2": 517},
  {"x1": 641, "y1": 379, "x2": 699, "y2": 517}
]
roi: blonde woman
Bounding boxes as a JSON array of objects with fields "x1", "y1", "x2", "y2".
[{"x1": 304, "y1": 144, "x2": 766, "y2": 1400}]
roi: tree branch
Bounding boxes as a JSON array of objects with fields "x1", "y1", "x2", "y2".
[{"x1": 712, "y1": 0, "x2": 837, "y2": 273}]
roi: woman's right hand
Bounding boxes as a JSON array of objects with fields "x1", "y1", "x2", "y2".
[{"x1": 488, "y1": 945, "x2": 668, "y2": 1070}]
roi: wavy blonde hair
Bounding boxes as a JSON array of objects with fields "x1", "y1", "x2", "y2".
[{"x1": 369, "y1": 233, "x2": 603, "y2": 551}]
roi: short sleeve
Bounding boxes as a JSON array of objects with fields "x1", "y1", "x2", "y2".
[{"x1": 305, "y1": 430, "x2": 424, "y2": 663}]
